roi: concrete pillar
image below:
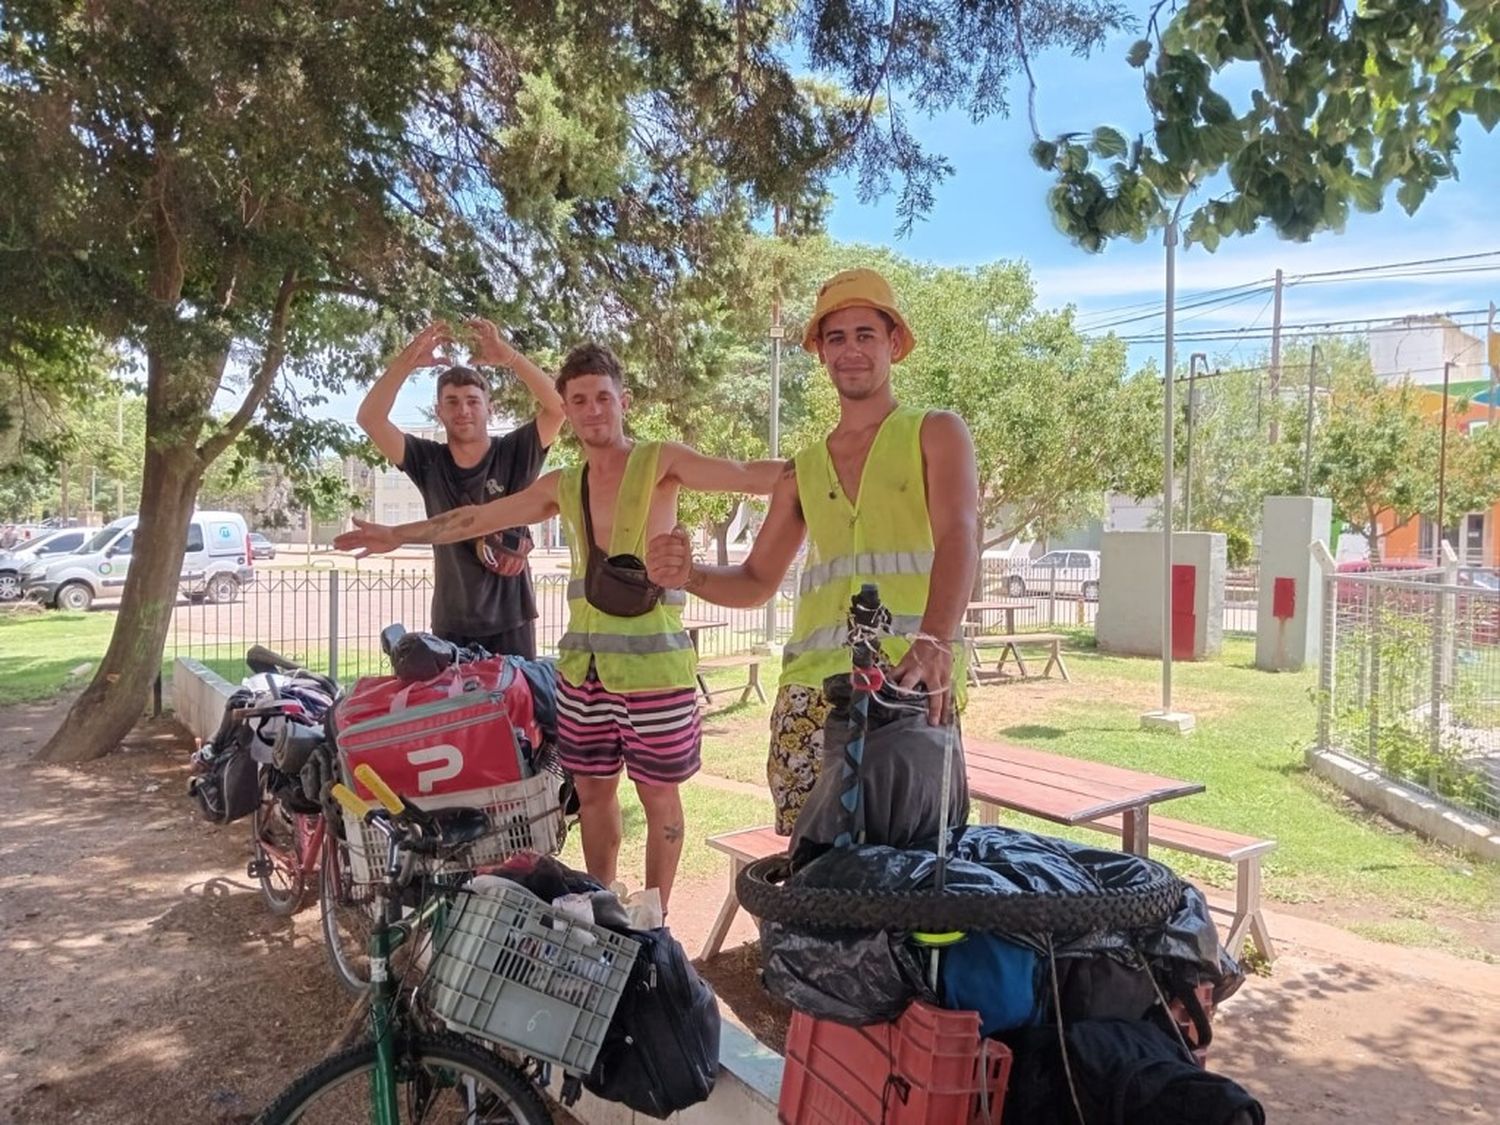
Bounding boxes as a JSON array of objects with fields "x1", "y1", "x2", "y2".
[
  {"x1": 1255, "y1": 496, "x2": 1333, "y2": 672},
  {"x1": 1097, "y1": 531, "x2": 1226, "y2": 660}
]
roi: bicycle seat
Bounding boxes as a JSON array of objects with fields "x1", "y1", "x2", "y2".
[{"x1": 428, "y1": 807, "x2": 490, "y2": 850}]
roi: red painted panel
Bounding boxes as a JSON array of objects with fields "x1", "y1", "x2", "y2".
[
  {"x1": 1272, "y1": 576, "x2": 1296, "y2": 621},
  {"x1": 1171, "y1": 564, "x2": 1196, "y2": 661}
]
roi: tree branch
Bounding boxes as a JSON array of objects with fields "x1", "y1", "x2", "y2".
[
  {"x1": 197, "y1": 268, "x2": 297, "y2": 465},
  {"x1": 1011, "y1": 0, "x2": 1041, "y2": 139}
]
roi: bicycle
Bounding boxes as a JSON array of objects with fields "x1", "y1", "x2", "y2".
[
  {"x1": 254, "y1": 764, "x2": 553, "y2": 1125},
  {"x1": 241, "y1": 646, "x2": 339, "y2": 917}
]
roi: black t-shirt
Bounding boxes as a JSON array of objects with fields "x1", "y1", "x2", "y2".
[{"x1": 401, "y1": 423, "x2": 548, "y2": 637}]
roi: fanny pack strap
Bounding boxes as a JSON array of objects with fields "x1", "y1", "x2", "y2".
[{"x1": 579, "y1": 465, "x2": 610, "y2": 568}]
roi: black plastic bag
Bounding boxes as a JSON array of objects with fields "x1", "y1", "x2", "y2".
[
  {"x1": 581, "y1": 927, "x2": 719, "y2": 1118},
  {"x1": 761, "y1": 919, "x2": 937, "y2": 1025},
  {"x1": 790, "y1": 677, "x2": 968, "y2": 868}
]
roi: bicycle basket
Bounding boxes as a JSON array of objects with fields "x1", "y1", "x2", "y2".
[
  {"x1": 341, "y1": 771, "x2": 565, "y2": 886},
  {"x1": 426, "y1": 883, "x2": 640, "y2": 1073}
]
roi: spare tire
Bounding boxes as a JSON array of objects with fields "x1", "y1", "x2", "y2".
[{"x1": 737, "y1": 853, "x2": 1183, "y2": 934}]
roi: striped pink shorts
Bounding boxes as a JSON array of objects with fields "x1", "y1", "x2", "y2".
[{"x1": 555, "y1": 667, "x2": 702, "y2": 786}]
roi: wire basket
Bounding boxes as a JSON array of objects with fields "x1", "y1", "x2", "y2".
[
  {"x1": 426, "y1": 883, "x2": 640, "y2": 1073},
  {"x1": 343, "y1": 771, "x2": 565, "y2": 886}
]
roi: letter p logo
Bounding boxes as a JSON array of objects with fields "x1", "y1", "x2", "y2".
[{"x1": 407, "y1": 745, "x2": 463, "y2": 794}]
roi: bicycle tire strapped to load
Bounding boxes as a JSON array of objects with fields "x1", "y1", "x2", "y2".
[{"x1": 737, "y1": 853, "x2": 1184, "y2": 933}]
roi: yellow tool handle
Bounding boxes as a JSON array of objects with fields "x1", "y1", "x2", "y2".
[
  {"x1": 354, "y1": 763, "x2": 406, "y2": 814},
  {"x1": 329, "y1": 783, "x2": 373, "y2": 820}
]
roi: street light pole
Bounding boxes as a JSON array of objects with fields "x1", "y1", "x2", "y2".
[
  {"x1": 1184, "y1": 352, "x2": 1207, "y2": 529},
  {"x1": 762, "y1": 204, "x2": 784, "y2": 644},
  {"x1": 1436, "y1": 360, "x2": 1453, "y2": 561},
  {"x1": 1302, "y1": 343, "x2": 1321, "y2": 494}
]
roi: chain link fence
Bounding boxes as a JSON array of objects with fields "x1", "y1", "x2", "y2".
[{"x1": 1317, "y1": 565, "x2": 1500, "y2": 825}]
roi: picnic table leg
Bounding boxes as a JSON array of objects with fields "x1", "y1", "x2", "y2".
[
  {"x1": 1043, "y1": 641, "x2": 1072, "y2": 682},
  {"x1": 701, "y1": 857, "x2": 746, "y2": 960},
  {"x1": 1121, "y1": 806, "x2": 1150, "y2": 856},
  {"x1": 1236, "y1": 856, "x2": 1276, "y2": 963}
]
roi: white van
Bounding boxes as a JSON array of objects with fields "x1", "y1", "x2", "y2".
[
  {"x1": 0, "y1": 526, "x2": 101, "y2": 601},
  {"x1": 21, "y1": 511, "x2": 254, "y2": 611}
]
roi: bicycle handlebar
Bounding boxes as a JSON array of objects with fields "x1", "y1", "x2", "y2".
[
  {"x1": 355, "y1": 764, "x2": 406, "y2": 815},
  {"x1": 330, "y1": 782, "x2": 373, "y2": 820}
]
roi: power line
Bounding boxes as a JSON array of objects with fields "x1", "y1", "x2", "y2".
[
  {"x1": 1076, "y1": 249, "x2": 1500, "y2": 336},
  {"x1": 1111, "y1": 309, "x2": 1493, "y2": 345}
]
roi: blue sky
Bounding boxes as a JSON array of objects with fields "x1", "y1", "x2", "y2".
[
  {"x1": 821, "y1": 27, "x2": 1500, "y2": 380},
  {"x1": 308, "y1": 21, "x2": 1499, "y2": 427}
]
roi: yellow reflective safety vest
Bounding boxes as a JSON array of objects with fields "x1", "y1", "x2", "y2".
[
  {"x1": 782, "y1": 406, "x2": 964, "y2": 694},
  {"x1": 556, "y1": 442, "x2": 696, "y2": 693}
]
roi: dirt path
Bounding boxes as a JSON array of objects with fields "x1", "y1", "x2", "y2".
[{"x1": 1, "y1": 697, "x2": 1497, "y2": 1124}]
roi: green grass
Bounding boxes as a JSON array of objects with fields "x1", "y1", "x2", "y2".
[
  {"x1": 1346, "y1": 920, "x2": 1497, "y2": 963},
  {"x1": 0, "y1": 611, "x2": 117, "y2": 705}
]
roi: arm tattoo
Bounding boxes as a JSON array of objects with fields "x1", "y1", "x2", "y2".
[
  {"x1": 407, "y1": 507, "x2": 477, "y2": 544},
  {"x1": 684, "y1": 565, "x2": 707, "y2": 592},
  {"x1": 663, "y1": 822, "x2": 684, "y2": 844}
]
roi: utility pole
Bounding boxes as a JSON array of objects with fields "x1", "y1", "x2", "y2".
[
  {"x1": 1436, "y1": 360, "x2": 1453, "y2": 562},
  {"x1": 1268, "y1": 268, "x2": 1284, "y2": 443},
  {"x1": 1488, "y1": 301, "x2": 1497, "y2": 429},
  {"x1": 762, "y1": 203, "x2": 784, "y2": 645},
  {"x1": 1183, "y1": 353, "x2": 1208, "y2": 529},
  {"x1": 116, "y1": 395, "x2": 126, "y2": 515},
  {"x1": 1303, "y1": 343, "x2": 1321, "y2": 494}
]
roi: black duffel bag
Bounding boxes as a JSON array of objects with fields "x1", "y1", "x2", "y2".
[{"x1": 577, "y1": 927, "x2": 719, "y2": 1118}]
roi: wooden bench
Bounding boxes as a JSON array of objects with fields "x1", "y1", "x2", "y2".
[
  {"x1": 969, "y1": 631, "x2": 1071, "y2": 682},
  {"x1": 700, "y1": 825, "x2": 785, "y2": 959},
  {"x1": 695, "y1": 649, "x2": 768, "y2": 705},
  {"x1": 1080, "y1": 813, "x2": 1277, "y2": 962}
]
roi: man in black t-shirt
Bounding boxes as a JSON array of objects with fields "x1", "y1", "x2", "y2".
[{"x1": 356, "y1": 319, "x2": 565, "y2": 658}]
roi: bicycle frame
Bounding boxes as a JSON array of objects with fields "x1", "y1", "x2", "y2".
[
  {"x1": 363, "y1": 825, "x2": 457, "y2": 1123},
  {"x1": 258, "y1": 806, "x2": 326, "y2": 880}
]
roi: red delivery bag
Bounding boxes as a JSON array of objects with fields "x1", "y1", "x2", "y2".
[{"x1": 332, "y1": 657, "x2": 541, "y2": 801}]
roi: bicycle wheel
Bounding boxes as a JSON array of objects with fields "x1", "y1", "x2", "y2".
[
  {"x1": 253, "y1": 1031, "x2": 551, "y2": 1124},
  {"x1": 738, "y1": 854, "x2": 1184, "y2": 934},
  {"x1": 319, "y1": 831, "x2": 376, "y2": 993},
  {"x1": 251, "y1": 771, "x2": 310, "y2": 916}
]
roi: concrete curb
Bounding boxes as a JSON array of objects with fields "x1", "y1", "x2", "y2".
[
  {"x1": 171, "y1": 657, "x2": 239, "y2": 744},
  {"x1": 1306, "y1": 746, "x2": 1500, "y2": 862}
]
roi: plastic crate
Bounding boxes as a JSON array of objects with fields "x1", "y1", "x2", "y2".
[
  {"x1": 343, "y1": 771, "x2": 565, "y2": 885},
  {"x1": 426, "y1": 883, "x2": 640, "y2": 1073},
  {"x1": 780, "y1": 1002, "x2": 1011, "y2": 1125}
]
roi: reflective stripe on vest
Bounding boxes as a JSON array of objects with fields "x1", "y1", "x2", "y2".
[
  {"x1": 555, "y1": 443, "x2": 698, "y2": 694},
  {"x1": 781, "y1": 613, "x2": 927, "y2": 659},
  {"x1": 557, "y1": 630, "x2": 695, "y2": 655},
  {"x1": 798, "y1": 550, "x2": 935, "y2": 596}
]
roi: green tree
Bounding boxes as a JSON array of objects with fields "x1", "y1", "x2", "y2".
[
  {"x1": 1312, "y1": 375, "x2": 1444, "y2": 560},
  {"x1": 1031, "y1": 2, "x2": 1500, "y2": 249},
  {"x1": 0, "y1": 3, "x2": 848, "y2": 762}
]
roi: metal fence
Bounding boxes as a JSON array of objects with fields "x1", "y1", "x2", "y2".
[
  {"x1": 166, "y1": 568, "x2": 797, "y2": 682},
  {"x1": 975, "y1": 556, "x2": 1100, "y2": 631},
  {"x1": 1317, "y1": 565, "x2": 1500, "y2": 825}
]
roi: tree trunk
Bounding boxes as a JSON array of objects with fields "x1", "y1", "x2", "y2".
[
  {"x1": 36, "y1": 423, "x2": 204, "y2": 763},
  {"x1": 713, "y1": 519, "x2": 731, "y2": 566}
]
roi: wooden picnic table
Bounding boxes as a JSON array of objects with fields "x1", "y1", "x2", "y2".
[
  {"x1": 965, "y1": 598, "x2": 1031, "y2": 637},
  {"x1": 681, "y1": 619, "x2": 727, "y2": 700},
  {"x1": 964, "y1": 737, "x2": 1204, "y2": 856}
]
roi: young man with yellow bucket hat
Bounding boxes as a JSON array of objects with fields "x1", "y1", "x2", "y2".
[{"x1": 646, "y1": 267, "x2": 980, "y2": 834}]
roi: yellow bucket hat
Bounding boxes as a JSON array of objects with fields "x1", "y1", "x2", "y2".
[{"x1": 801, "y1": 267, "x2": 916, "y2": 362}]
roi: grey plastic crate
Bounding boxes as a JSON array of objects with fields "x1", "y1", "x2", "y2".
[{"x1": 427, "y1": 883, "x2": 640, "y2": 1073}]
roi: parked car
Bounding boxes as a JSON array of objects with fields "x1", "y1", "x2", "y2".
[
  {"x1": 247, "y1": 532, "x2": 277, "y2": 560},
  {"x1": 21, "y1": 511, "x2": 254, "y2": 611},
  {"x1": 0, "y1": 526, "x2": 100, "y2": 601},
  {"x1": 1002, "y1": 549, "x2": 1101, "y2": 600},
  {"x1": 1334, "y1": 557, "x2": 1439, "y2": 607}
]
